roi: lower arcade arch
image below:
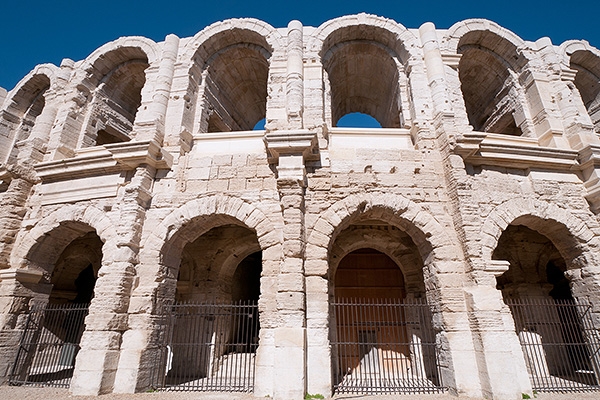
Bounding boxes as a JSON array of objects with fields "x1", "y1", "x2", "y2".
[
  {"x1": 328, "y1": 220, "x2": 443, "y2": 394},
  {"x1": 493, "y1": 224, "x2": 600, "y2": 391},
  {"x1": 156, "y1": 222, "x2": 262, "y2": 391},
  {"x1": 9, "y1": 222, "x2": 104, "y2": 387}
]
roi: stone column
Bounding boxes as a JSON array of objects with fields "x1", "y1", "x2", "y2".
[
  {"x1": 133, "y1": 34, "x2": 179, "y2": 143},
  {"x1": 71, "y1": 166, "x2": 154, "y2": 395},
  {"x1": 464, "y1": 261, "x2": 532, "y2": 399},
  {"x1": 286, "y1": 20, "x2": 304, "y2": 130},
  {"x1": 15, "y1": 91, "x2": 60, "y2": 164}
]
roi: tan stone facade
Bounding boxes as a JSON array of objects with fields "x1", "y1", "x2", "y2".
[{"x1": 1, "y1": 14, "x2": 600, "y2": 400}]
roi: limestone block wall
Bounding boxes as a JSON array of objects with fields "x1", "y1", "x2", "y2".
[{"x1": 1, "y1": 13, "x2": 600, "y2": 400}]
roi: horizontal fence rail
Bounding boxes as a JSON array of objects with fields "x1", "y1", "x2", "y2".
[
  {"x1": 9, "y1": 303, "x2": 89, "y2": 388},
  {"x1": 151, "y1": 300, "x2": 258, "y2": 392},
  {"x1": 506, "y1": 298, "x2": 600, "y2": 392},
  {"x1": 331, "y1": 298, "x2": 446, "y2": 395}
]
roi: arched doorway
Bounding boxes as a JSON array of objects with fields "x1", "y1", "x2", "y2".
[
  {"x1": 494, "y1": 224, "x2": 600, "y2": 391},
  {"x1": 155, "y1": 222, "x2": 262, "y2": 392},
  {"x1": 329, "y1": 220, "x2": 443, "y2": 394},
  {"x1": 10, "y1": 225, "x2": 103, "y2": 388}
]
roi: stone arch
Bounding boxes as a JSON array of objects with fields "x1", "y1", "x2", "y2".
[
  {"x1": 479, "y1": 198, "x2": 600, "y2": 270},
  {"x1": 308, "y1": 13, "x2": 420, "y2": 63},
  {"x1": 329, "y1": 227, "x2": 426, "y2": 295},
  {"x1": 80, "y1": 36, "x2": 160, "y2": 81},
  {"x1": 69, "y1": 38, "x2": 157, "y2": 147},
  {"x1": 308, "y1": 14, "x2": 419, "y2": 128},
  {"x1": 560, "y1": 40, "x2": 600, "y2": 64},
  {"x1": 3, "y1": 64, "x2": 58, "y2": 116},
  {"x1": 0, "y1": 65, "x2": 58, "y2": 164},
  {"x1": 11, "y1": 205, "x2": 118, "y2": 273},
  {"x1": 306, "y1": 192, "x2": 460, "y2": 277},
  {"x1": 442, "y1": 19, "x2": 527, "y2": 61},
  {"x1": 183, "y1": 18, "x2": 282, "y2": 64},
  {"x1": 306, "y1": 193, "x2": 463, "y2": 395},
  {"x1": 180, "y1": 19, "x2": 281, "y2": 133},
  {"x1": 560, "y1": 40, "x2": 600, "y2": 132},
  {"x1": 443, "y1": 19, "x2": 533, "y2": 135},
  {"x1": 141, "y1": 194, "x2": 281, "y2": 274}
]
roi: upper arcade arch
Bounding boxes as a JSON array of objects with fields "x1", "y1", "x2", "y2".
[
  {"x1": 57, "y1": 38, "x2": 159, "y2": 150},
  {"x1": 309, "y1": 14, "x2": 419, "y2": 129},
  {"x1": 179, "y1": 19, "x2": 282, "y2": 134},
  {"x1": 443, "y1": 19, "x2": 534, "y2": 136},
  {"x1": 308, "y1": 14, "x2": 420, "y2": 63},
  {"x1": 2, "y1": 65, "x2": 59, "y2": 117},
  {"x1": 442, "y1": 19, "x2": 528, "y2": 63},
  {"x1": 79, "y1": 37, "x2": 160, "y2": 83},
  {"x1": 561, "y1": 41, "x2": 600, "y2": 132},
  {"x1": 0, "y1": 65, "x2": 58, "y2": 164}
]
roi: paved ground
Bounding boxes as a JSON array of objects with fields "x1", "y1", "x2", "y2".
[{"x1": 1, "y1": 386, "x2": 600, "y2": 400}]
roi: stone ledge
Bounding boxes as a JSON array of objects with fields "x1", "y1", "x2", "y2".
[
  {"x1": 455, "y1": 132, "x2": 579, "y2": 170},
  {"x1": 34, "y1": 140, "x2": 172, "y2": 182}
]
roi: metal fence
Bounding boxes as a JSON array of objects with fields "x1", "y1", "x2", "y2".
[
  {"x1": 150, "y1": 300, "x2": 259, "y2": 392},
  {"x1": 507, "y1": 298, "x2": 600, "y2": 392},
  {"x1": 9, "y1": 303, "x2": 89, "y2": 387},
  {"x1": 331, "y1": 298, "x2": 445, "y2": 394}
]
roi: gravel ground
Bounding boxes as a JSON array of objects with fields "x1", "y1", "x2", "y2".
[{"x1": 1, "y1": 386, "x2": 600, "y2": 400}]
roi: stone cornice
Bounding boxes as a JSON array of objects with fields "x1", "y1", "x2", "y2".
[
  {"x1": 454, "y1": 132, "x2": 579, "y2": 171},
  {"x1": 34, "y1": 140, "x2": 173, "y2": 182}
]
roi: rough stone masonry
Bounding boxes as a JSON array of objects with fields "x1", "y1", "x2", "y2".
[{"x1": 1, "y1": 13, "x2": 600, "y2": 400}]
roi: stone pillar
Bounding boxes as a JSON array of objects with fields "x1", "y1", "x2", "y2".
[
  {"x1": 133, "y1": 34, "x2": 179, "y2": 143},
  {"x1": 71, "y1": 166, "x2": 154, "y2": 395},
  {"x1": 419, "y1": 23, "x2": 450, "y2": 115},
  {"x1": 15, "y1": 92, "x2": 59, "y2": 164},
  {"x1": 464, "y1": 261, "x2": 532, "y2": 399},
  {"x1": 0, "y1": 268, "x2": 43, "y2": 384},
  {"x1": 264, "y1": 131, "x2": 317, "y2": 399},
  {"x1": 286, "y1": 20, "x2": 304, "y2": 130}
]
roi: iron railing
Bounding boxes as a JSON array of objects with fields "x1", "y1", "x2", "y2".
[
  {"x1": 9, "y1": 303, "x2": 89, "y2": 387},
  {"x1": 507, "y1": 298, "x2": 600, "y2": 392},
  {"x1": 150, "y1": 300, "x2": 259, "y2": 392},
  {"x1": 331, "y1": 298, "x2": 445, "y2": 394}
]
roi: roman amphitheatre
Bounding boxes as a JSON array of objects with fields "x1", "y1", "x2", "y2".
[{"x1": 1, "y1": 13, "x2": 600, "y2": 400}]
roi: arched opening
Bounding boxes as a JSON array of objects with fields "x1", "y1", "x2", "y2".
[
  {"x1": 570, "y1": 50, "x2": 600, "y2": 133},
  {"x1": 324, "y1": 38, "x2": 404, "y2": 128},
  {"x1": 9, "y1": 224, "x2": 103, "y2": 387},
  {"x1": 1, "y1": 74, "x2": 50, "y2": 164},
  {"x1": 494, "y1": 224, "x2": 600, "y2": 390},
  {"x1": 48, "y1": 231, "x2": 102, "y2": 304},
  {"x1": 160, "y1": 222, "x2": 261, "y2": 391},
  {"x1": 201, "y1": 44, "x2": 269, "y2": 133},
  {"x1": 329, "y1": 219, "x2": 442, "y2": 394},
  {"x1": 458, "y1": 33, "x2": 528, "y2": 136},
  {"x1": 81, "y1": 53, "x2": 149, "y2": 147}
]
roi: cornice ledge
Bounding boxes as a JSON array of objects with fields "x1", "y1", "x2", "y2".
[
  {"x1": 455, "y1": 132, "x2": 579, "y2": 170},
  {"x1": 34, "y1": 140, "x2": 172, "y2": 182}
]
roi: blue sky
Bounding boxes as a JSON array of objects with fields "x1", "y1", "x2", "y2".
[{"x1": 1, "y1": 0, "x2": 599, "y2": 91}]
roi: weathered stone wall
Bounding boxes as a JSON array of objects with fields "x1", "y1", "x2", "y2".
[{"x1": 1, "y1": 13, "x2": 600, "y2": 400}]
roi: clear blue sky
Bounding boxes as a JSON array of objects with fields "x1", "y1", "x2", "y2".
[{"x1": 1, "y1": 0, "x2": 599, "y2": 91}]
